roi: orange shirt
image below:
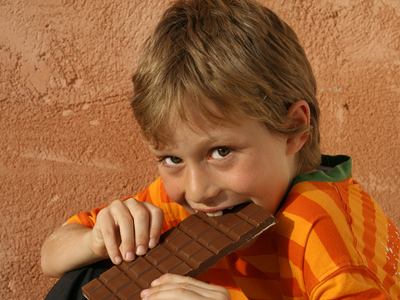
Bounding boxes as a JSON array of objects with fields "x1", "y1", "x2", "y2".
[{"x1": 67, "y1": 155, "x2": 400, "y2": 299}]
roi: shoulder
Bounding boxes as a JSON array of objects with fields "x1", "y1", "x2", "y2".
[
  {"x1": 280, "y1": 154, "x2": 390, "y2": 240},
  {"x1": 276, "y1": 154, "x2": 380, "y2": 252},
  {"x1": 277, "y1": 154, "x2": 354, "y2": 232},
  {"x1": 274, "y1": 155, "x2": 400, "y2": 297}
]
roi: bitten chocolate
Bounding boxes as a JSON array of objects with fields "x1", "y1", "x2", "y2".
[{"x1": 82, "y1": 202, "x2": 277, "y2": 300}]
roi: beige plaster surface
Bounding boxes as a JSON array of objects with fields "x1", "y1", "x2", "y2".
[{"x1": 0, "y1": 0, "x2": 399, "y2": 298}]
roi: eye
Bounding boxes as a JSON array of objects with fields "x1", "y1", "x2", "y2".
[
  {"x1": 210, "y1": 147, "x2": 232, "y2": 159},
  {"x1": 161, "y1": 156, "x2": 182, "y2": 166}
]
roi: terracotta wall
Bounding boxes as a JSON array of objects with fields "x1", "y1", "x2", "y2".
[{"x1": 0, "y1": 0, "x2": 399, "y2": 298}]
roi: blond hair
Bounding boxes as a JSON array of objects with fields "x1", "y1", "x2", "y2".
[{"x1": 132, "y1": 0, "x2": 321, "y2": 173}]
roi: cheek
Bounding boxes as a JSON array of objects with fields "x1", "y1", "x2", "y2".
[
  {"x1": 224, "y1": 159, "x2": 289, "y2": 211},
  {"x1": 220, "y1": 162, "x2": 263, "y2": 195},
  {"x1": 163, "y1": 180, "x2": 179, "y2": 200},
  {"x1": 160, "y1": 173, "x2": 184, "y2": 204},
  {"x1": 162, "y1": 176, "x2": 196, "y2": 214}
]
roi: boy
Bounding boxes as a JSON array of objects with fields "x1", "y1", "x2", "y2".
[{"x1": 42, "y1": 0, "x2": 400, "y2": 299}]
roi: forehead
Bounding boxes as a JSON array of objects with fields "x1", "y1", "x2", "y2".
[
  {"x1": 151, "y1": 119, "x2": 248, "y2": 155},
  {"x1": 154, "y1": 110, "x2": 232, "y2": 149},
  {"x1": 144, "y1": 93, "x2": 254, "y2": 150},
  {"x1": 150, "y1": 112, "x2": 271, "y2": 156}
]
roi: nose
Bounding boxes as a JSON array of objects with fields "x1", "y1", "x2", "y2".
[{"x1": 184, "y1": 164, "x2": 220, "y2": 205}]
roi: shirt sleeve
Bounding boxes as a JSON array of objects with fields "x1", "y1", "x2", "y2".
[
  {"x1": 65, "y1": 196, "x2": 135, "y2": 228},
  {"x1": 64, "y1": 177, "x2": 189, "y2": 231},
  {"x1": 310, "y1": 267, "x2": 391, "y2": 299}
]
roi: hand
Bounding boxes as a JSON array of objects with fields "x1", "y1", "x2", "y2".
[
  {"x1": 89, "y1": 198, "x2": 164, "y2": 265},
  {"x1": 140, "y1": 274, "x2": 231, "y2": 300}
]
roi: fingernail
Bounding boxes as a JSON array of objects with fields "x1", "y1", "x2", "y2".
[
  {"x1": 151, "y1": 279, "x2": 160, "y2": 286},
  {"x1": 141, "y1": 289, "x2": 150, "y2": 296},
  {"x1": 136, "y1": 245, "x2": 146, "y2": 256},
  {"x1": 114, "y1": 256, "x2": 122, "y2": 265},
  {"x1": 125, "y1": 251, "x2": 135, "y2": 261},
  {"x1": 148, "y1": 237, "x2": 158, "y2": 248},
  {"x1": 141, "y1": 288, "x2": 150, "y2": 300}
]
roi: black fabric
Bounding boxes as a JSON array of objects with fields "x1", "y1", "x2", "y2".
[{"x1": 44, "y1": 260, "x2": 113, "y2": 300}]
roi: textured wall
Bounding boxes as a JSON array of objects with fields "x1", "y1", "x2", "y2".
[{"x1": 0, "y1": 0, "x2": 399, "y2": 298}]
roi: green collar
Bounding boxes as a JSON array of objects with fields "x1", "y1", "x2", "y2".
[{"x1": 290, "y1": 155, "x2": 352, "y2": 188}]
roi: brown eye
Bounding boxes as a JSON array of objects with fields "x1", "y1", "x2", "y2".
[
  {"x1": 170, "y1": 156, "x2": 182, "y2": 163},
  {"x1": 217, "y1": 148, "x2": 231, "y2": 157},
  {"x1": 211, "y1": 147, "x2": 232, "y2": 159},
  {"x1": 163, "y1": 156, "x2": 182, "y2": 165}
]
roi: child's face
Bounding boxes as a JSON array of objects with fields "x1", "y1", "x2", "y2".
[{"x1": 150, "y1": 113, "x2": 297, "y2": 216}]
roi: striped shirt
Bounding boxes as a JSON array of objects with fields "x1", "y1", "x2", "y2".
[{"x1": 67, "y1": 155, "x2": 400, "y2": 299}]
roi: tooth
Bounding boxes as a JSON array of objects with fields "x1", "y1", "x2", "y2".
[{"x1": 206, "y1": 211, "x2": 223, "y2": 217}]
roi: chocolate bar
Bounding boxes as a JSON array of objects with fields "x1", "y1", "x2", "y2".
[{"x1": 82, "y1": 202, "x2": 276, "y2": 300}]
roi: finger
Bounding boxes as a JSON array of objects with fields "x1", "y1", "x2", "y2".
[
  {"x1": 141, "y1": 287, "x2": 201, "y2": 300},
  {"x1": 142, "y1": 283, "x2": 228, "y2": 300},
  {"x1": 143, "y1": 202, "x2": 164, "y2": 248},
  {"x1": 108, "y1": 200, "x2": 137, "y2": 261},
  {"x1": 152, "y1": 274, "x2": 219, "y2": 290},
  {"x1": 95, "y1": 207, "x2": 124, "y2": 265},
  {"x1": 146, "y1": 274, "x2": 229, "y2": 299},
  {"x1": 123, "y1": 199, "x2": 151, "y2": 256}
]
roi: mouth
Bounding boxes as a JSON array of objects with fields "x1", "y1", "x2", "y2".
[
  {"x1": 205, "y1": 211, "x2": 224, "y2": 217},
  {"x1": 193, "y1": 206, "x2": 235, "y2": 217}
]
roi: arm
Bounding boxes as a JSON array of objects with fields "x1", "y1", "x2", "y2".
[
  {"x1": 41, "y1": 198, "x2": 164, "y2": 278},
  {"x1": 41, "y1": 223, "x2": 100, "y2": 278}
]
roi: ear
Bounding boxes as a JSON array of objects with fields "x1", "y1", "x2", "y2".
[{"x1": 286, "y1": 100, "x2": 311, "y2": 156}]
